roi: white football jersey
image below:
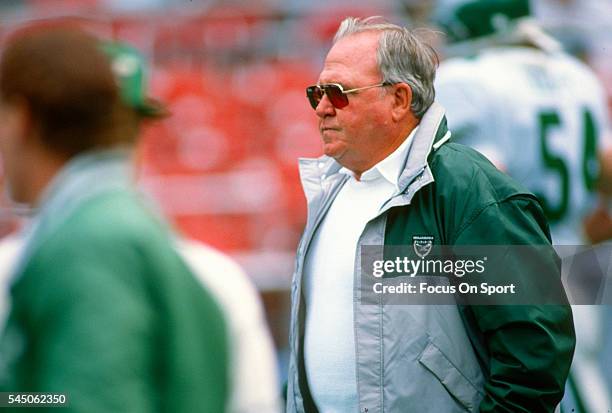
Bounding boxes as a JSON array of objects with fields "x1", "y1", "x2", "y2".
[{"x1": 436, "y1": 47, "x2": 610, "y2": 245}]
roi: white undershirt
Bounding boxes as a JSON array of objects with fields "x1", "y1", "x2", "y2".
[{"x1": 303, "y1": 127, "x2": 417, "y2": 412}]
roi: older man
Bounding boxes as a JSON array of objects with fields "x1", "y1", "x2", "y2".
[
  {"x1": 0, "y1": 26, "x2": 227, "y2": 412},
  {"x1": 287, "y1": 17, "x2": 575, "y2": 412}
]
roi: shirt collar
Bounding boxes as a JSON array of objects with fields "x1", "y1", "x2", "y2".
[{"x1": 340, "y1": 126, "x2": 419, "y2": 190}]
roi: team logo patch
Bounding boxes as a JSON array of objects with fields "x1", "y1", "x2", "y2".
[{"x1": 413, "y1": 235, "x2": 434, "y2": 259}]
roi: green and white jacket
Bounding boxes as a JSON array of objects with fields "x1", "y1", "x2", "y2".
[
  {"x1": 0, "y1": 150, "x2": 228, "y2": 412},
  {"x1": 287, "y1": 103, "x2": 575, "y2": 413}
]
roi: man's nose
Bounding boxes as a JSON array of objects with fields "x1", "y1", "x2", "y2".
[{"x1": 315, "y1": 93, "x2": 336, "y2": 118}]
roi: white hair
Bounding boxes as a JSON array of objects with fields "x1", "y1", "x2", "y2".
[{"x1": 334, "y1": 16, "x2": 439, "y2": 118}]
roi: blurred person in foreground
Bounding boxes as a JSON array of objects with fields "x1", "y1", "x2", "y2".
[
  {"x1": 287, "y1": 15, "x2": 574, "y2": 413},
  {"x1": 434, "y1": 0, "x2": 612, "y2": 411},
  {"x1": 0, "y1": 25, "x2": 229, "y2": 412},
  {"x1": 0, "y1": 29, "x2": 282, "y2": 412}
]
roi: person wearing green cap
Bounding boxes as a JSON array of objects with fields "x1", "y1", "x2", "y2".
[
  {"x1": 101, "y1": 39, "x2": 283, "y2": 413},
  {"x1": 0, "y1": 24, "x2": 228, "y2": 412}
]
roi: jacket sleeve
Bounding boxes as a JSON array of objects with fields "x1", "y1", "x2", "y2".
[{"x1": 454, "y1": 196, "x2": 576, "y2": 413}]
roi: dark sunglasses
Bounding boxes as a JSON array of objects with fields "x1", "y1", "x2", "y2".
[{"x1": 306, "y1": 82, "x2": 391, "y2": 110}]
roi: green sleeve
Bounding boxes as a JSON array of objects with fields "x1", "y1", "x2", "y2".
[{"x1": 454, "y1": 196, "x2": 576, "y2": 413}]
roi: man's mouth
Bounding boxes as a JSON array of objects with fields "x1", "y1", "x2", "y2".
[{"x1": 320, "y1": 127, "x2": 339, "y2": 133}]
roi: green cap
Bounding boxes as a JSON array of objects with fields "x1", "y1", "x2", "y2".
[
  {"x1": 437, "y1": 0, "x2": 531, "y2": 43},
  {"x1": 100, "y1": 41, "x2": 168, "y2": 118}
]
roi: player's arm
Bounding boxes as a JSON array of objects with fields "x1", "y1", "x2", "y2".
[{"x1": 455, "y1": 197, "x2": 575, "y2": 413}]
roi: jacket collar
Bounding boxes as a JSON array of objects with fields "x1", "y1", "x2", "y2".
[
  {"x1": 34, "y1": 147, "x2": 133, "y2": 226},
  {"x1": 397, "y1": 102, "x2": 449, "y2": 193},
  {"x1": 299, "y1": 102, "x2": 450, "y2": 200}
]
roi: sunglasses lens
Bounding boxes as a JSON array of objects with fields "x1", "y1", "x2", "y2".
[
  {"x1": 325, "y1": 85, "x2": 349, "y2": 109},
  {"x1": 306, "y1": 84, "x2": 350, "y2": 110},
  {"x1": 306, "y1": 86, "x2": 323, "y2": 109}
]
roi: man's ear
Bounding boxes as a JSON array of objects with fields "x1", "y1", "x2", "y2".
[{"x1": 390, "y1": 83, "x2": 412, "y2": 122}]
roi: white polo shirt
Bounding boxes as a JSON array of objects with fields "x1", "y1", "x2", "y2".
[{"x1": 303, "y1": 127, "x2": 418, "y2": 412}]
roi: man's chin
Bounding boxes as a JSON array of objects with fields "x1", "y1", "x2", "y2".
[{"x1": 322, "y1": 144, "x2": 346, "y2": 160}]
